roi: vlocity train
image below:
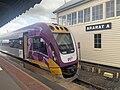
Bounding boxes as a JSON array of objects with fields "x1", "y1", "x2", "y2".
[{"x1": 0, "y1": 22, "x2": 79, "y2": 79}]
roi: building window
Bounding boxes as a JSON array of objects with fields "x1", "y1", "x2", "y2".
[
  {"x1": 59, "y1": 17, "x2": 62, "y2": 25},
  {"x1": 72, "y1": 12, "x2": 77, "y2": 25},
  {"x1": 84, "y1": 7, "x2": 90, "y2": 22},
  {"x1": 92, "y1": 4, "x2": 103, "y2": 21},
  {"x1": 67, "y1": 14, "x2": 72, "y2": 26},
  {"x1": 106, "y1": 0, "x2": 114, "y2": 18},
  {"x1": 78, "y1": 10, "x2": 83, "y2": 23},
  {"x1": 62, "y1": 15, "x2": 66, "y2": 26},
  {"x1": 94, "y1": 34, "x2": 101, "y2": 48},
  {"x1": 116, "y1": 0, "x2": 120, "y2": 16}
]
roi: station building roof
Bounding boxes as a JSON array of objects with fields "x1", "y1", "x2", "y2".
[
  {"x1": 53, "y1": 0, "x2": 91, "y2": 14},
  {"x1": 0, "y1": 0, "x2": 42, "y2": 27}
]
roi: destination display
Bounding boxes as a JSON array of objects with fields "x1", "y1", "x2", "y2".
[{"x1": 86, "y1": 22, "x2": 111, "y2": 31}]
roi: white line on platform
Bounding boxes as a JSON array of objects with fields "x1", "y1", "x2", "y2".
[{"x1": 0, "y1": 67, "x2": 3, "y2": 71}]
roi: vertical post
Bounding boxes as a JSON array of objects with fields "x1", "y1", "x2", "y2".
[
  {"x1": 64, "y1": 0, "x2": 66, "y2": 4},
  {"x1": 116, "y1": 73, "x2": 119, "y2": 78},
  {"x1": 92, "y1": 67, "x2": 94, "y2": 72},
  {"x1": 98, "y1": 69, "x2": 101, "y2": 74},
  {"x1": 78, "y1": 42, "x2": 81, "y2": 61}
]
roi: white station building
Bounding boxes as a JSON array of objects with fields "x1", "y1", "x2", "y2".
[{"x1": 53, "y1": 0, "x2": 120, "y2": 70}]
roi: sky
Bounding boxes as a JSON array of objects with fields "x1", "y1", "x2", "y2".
[{"x1": 0, "y1": 0, "x2": 71, "y2": 34}]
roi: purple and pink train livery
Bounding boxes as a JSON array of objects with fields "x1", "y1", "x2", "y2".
[{"x1": 0, "y1": 22, "x2": 79, "y2": 79}]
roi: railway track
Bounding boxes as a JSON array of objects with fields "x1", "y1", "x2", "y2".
[{"x1": 73, "y1": 79, "x2": 106, "y2": 90}]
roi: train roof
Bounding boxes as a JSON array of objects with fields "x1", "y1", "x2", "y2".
[{"x1": 0, "y1": 22, "x2": 70, "y2": 40}]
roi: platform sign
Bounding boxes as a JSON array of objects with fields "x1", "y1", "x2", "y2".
[{"x1": 86, "y1": 22, "x2": 111, "y2": 31}]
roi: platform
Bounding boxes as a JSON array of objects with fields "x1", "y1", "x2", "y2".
[
  {"x1": 0, "y1": 57, "x2": 51, "y2": 90},
  {"x1": 0, "y1": 52, "x2": 88, "y2": 90},
  {"x1": 0, "y1": 67, "x2": 23, "y2": 90}
]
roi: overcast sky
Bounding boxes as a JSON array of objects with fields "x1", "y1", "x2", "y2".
[{"x1": 0, "y1": 0, "x2": 71, "y2": 34}]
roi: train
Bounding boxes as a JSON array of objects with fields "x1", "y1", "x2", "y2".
[{"x1": 0, "y1": 22, "x2": 79, "y2": 79}]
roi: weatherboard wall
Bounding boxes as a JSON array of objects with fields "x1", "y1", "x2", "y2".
[{"x1": 56, "y1": 0, "x2": 120, "y2": 68}]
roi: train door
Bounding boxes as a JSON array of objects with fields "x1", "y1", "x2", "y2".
[
  {"x1": 28, "y1": 36, "x2": 49, "y2": 68},
  {"x1": 23, "y1": 32, "x2": 28, "y2": 59}
]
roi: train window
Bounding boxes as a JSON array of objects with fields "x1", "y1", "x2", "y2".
[
  {"x1": 1, "y1": 40, "x2": 9, "y2": 46},
  {"x1": 9, "y1": 38, "x2": 23, "y2": 49},
  {"x1": 33, "y1": 37, "x2": 47, "y2": 55},
  {"x1": 9, "y1": 40, "x2": 14, "y2": 47},
  {"x1": 60, "y1": 27, "x2": 63, "y2": 30},
  {"x1": 49, "y1": 25, "x2": 55, "y2": 30},
  {"x1": 33, "y1": 37, "x2": 40, "y2": 51},
  {"x1": 53, "y1": 33, "x2": 74, "y2": 54},
  {"x1": 19, "y1": 38, "x2": 23, "y2": 49},
  {"x1": 64, "y1": 27, "x2": 68, "y2": 31},
  {"x1": 40, "y1": 38, "x2": 47, "y2": 55},
  {"x1": 55, "y1": 26, "x2": 59, "y2": 30},
  {"x1": 14, "y1": 40, "x2": 20, "y2": 48}
]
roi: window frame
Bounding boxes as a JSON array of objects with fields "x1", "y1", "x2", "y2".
[
  {"x1": 72, "y1": 12, "x2": 77, "y2": 25},
  {"x1": 67, "y1": 13, "x2": 72, "y2": 26},
  {"x1": 116, "y1": 0, "x2": 120, "y2": 16},
  {"x1": 84, "y1": 7, "x2": 90, "y2": 22},
  {"x1": 94, "y1": 34, "x2": 101, "y2": 49},
  {"x1": 78, "y1": 10, "x2": 83, "y2": 23},
  {"x1": 62, "y1": 15, "x2": 67, "y2": 26},
  {"x1": 106, "y1": 0, "x2": 114, "y2": 18},
  {"x1": 58, "y1": 17, "x2": 62, "y2": 25},
  {"x1": 92, "y1": 4, "x2": 103, "y2": 21}
]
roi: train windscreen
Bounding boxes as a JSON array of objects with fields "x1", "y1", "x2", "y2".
[{"x1": 53, "y1": 33, "x2": 74, "y2": 54}]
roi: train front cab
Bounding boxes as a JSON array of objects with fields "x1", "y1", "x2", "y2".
[{"x1": 48, "y1": 24, "x2": 79, "y2": 79}]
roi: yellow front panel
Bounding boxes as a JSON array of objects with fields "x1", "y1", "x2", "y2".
[
  {"x1": 29, "y1": 59, "x2": 48, "y2": 68},
  {"x1": 48, "y1": 58, "x2": 62, "y2": 75},
  {"x1": 29, "y1": 58, "x2": 62, "y2": 75}
]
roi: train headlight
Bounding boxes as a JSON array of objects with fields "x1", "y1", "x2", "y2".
[{"x1": 52, "y1": 51, "x2": 57, "y2": 61}]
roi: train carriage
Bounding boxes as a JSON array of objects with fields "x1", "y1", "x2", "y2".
[{"x1": 0, "y1": 22, "x2": 79, "y2": 79}]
